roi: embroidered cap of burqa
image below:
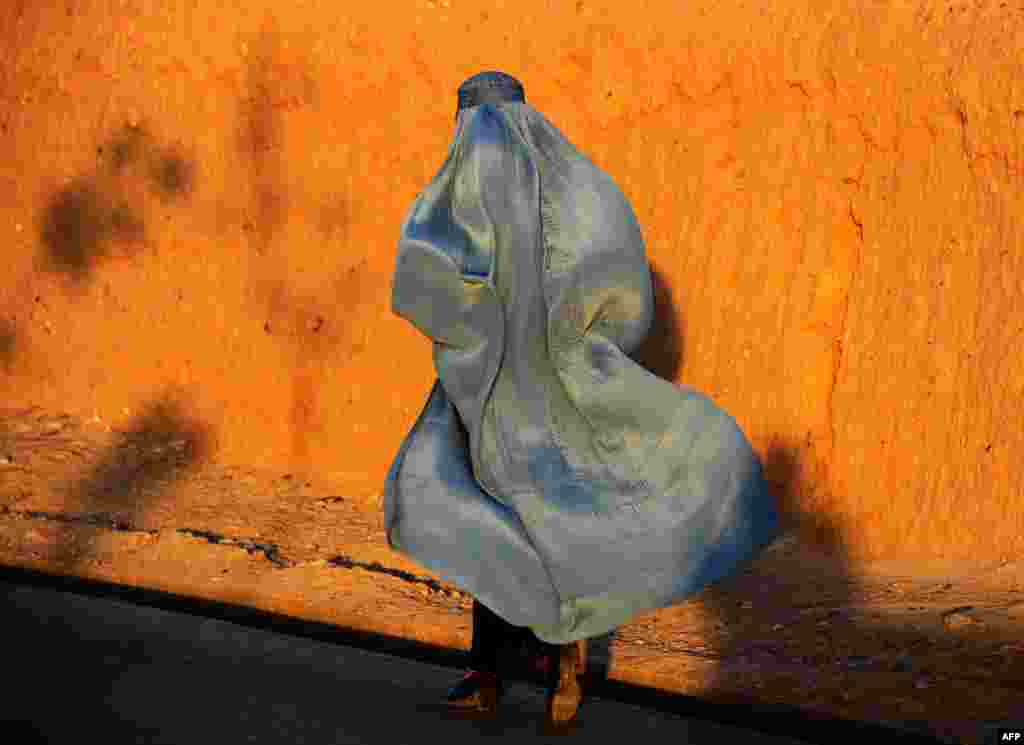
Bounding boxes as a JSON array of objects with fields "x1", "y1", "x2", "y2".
[{"x1": 384, "y1": 71, "x2": 781, "y2": 644}]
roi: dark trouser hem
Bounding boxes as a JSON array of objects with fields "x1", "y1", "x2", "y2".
[{"x1": 468, "y1": 598, "x2": 560, "y2": 674}]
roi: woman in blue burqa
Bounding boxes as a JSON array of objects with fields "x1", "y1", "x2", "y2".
[{"x1": 384, "y1": 71, "x2": 781, "y2": 725}]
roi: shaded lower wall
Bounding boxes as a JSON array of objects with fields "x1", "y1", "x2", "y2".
[{"x1": 0, "y1": 0, "x2": 1020, "y2": 567}]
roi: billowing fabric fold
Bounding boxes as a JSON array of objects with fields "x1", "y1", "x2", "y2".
[{"x1": 385, "y1": 85, "x2": 780, "y2": 644}]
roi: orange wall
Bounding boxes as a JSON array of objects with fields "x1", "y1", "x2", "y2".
[{"x1": 1, "y1": 0, "x2": 1021, "y2": 567}]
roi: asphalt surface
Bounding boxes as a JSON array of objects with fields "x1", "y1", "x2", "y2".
[{"x1": 0, "y1": 569, "x2": 952, "y2": 745}]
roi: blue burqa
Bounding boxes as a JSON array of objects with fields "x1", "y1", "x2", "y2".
[{"x1": 384, "y1": 72, "x2": 781, "y2": 644}]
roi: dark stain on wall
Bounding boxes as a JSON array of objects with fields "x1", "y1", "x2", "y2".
[
  {"x1": 38, "y1": 181, "x2": 144, "y2": 281},
  {"x1": 102, "y1": 123, "x2": 147, "y2": 170},
  {"x1": 100, "y1": 123, "x2": 198, "y2": 201},
  {"x1": 0, "y1": 317, "x2": 16, "y2": 371},
  {"x1": 150, "y1": 151, "x2": 195, "y2": 199},
  {"x1": 117, "y1": 395, "x2": 212, "y2": 461},
  {"x1": 39, "y1": 183, "x2": 107, "y2": 277},
  {"x1": 41, "y1": 120, "x2": 201, "y2": 282},
  {"x1": 317, "y1": 196, "x2": 349, "y2": 243},
  {"x1": 232, "y1": 17, "x2": 369, "y2": 472},
  {"x1": 45, "y1": 394, "x2": 213, "y2": 572},
  {"x1": 238, "y1": 22, "x2": 288, "y2": 260},
  {"x1": 237, "y1": 18, "x2": 346, "y2": 472}
]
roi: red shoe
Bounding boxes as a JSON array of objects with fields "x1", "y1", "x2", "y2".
[{"x1": 446, "y1": 670, "x2": 503, "y2": 713}]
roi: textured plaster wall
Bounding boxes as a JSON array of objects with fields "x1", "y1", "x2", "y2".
[{"x1": 0, "y1": 0, "x2": 1021, "y2": 567}]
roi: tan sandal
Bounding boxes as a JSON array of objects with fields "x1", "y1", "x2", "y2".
[
  {"x1": 446, "y1": 670, "x2": 503, "y2": 714},
  {"x1": 545, "y1": 640, "x2": 586, "y2": 726}
]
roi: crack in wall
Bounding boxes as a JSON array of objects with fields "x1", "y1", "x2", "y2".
[
  {"x1": 1, "y1": 505, "x2": 156, "y2": 534},
  {"x1": 0, "y1": 506, "x2": 291, "y2": 569},
  {"x1": 849, "y1": 113, "x2": 885, "y2": 155},
  {"x1": 956, "y1": 105, "x2": 973, "y2": 169},
  {"x1": 951, "y1": 103, "x2": 1020, "y2": 182},
  {"x1": 823, "y1": 169, "x2": 867, "y2": 508},
  {"x1": 0, "y1": 506, "x2": 460, "y2": 591},
  {"x1": 176, "y1": 527, "x2": 292, "y2": 569},
  {"x1": 326, "y1": 553, "x2": 458, "y2": 595},
  {"x1": 826, "y1": 206, "x2": 865, "y2": 501},
  {"x1": 944, "y1": 70, "x2": 977, "y2": 176},
  {"x1": 847, "y1": 204, "x2": 864, "y2": 244},
  {"x1": 786, "y1": 80, "x2": 810, "y2": 99},
  {"x1": 805, "y1": 86, "x2": 873, "y2": 513}
]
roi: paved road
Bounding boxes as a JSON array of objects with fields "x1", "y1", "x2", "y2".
[{"x1": 0, "y1": 571, "x2": 946, "y2": 745}]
